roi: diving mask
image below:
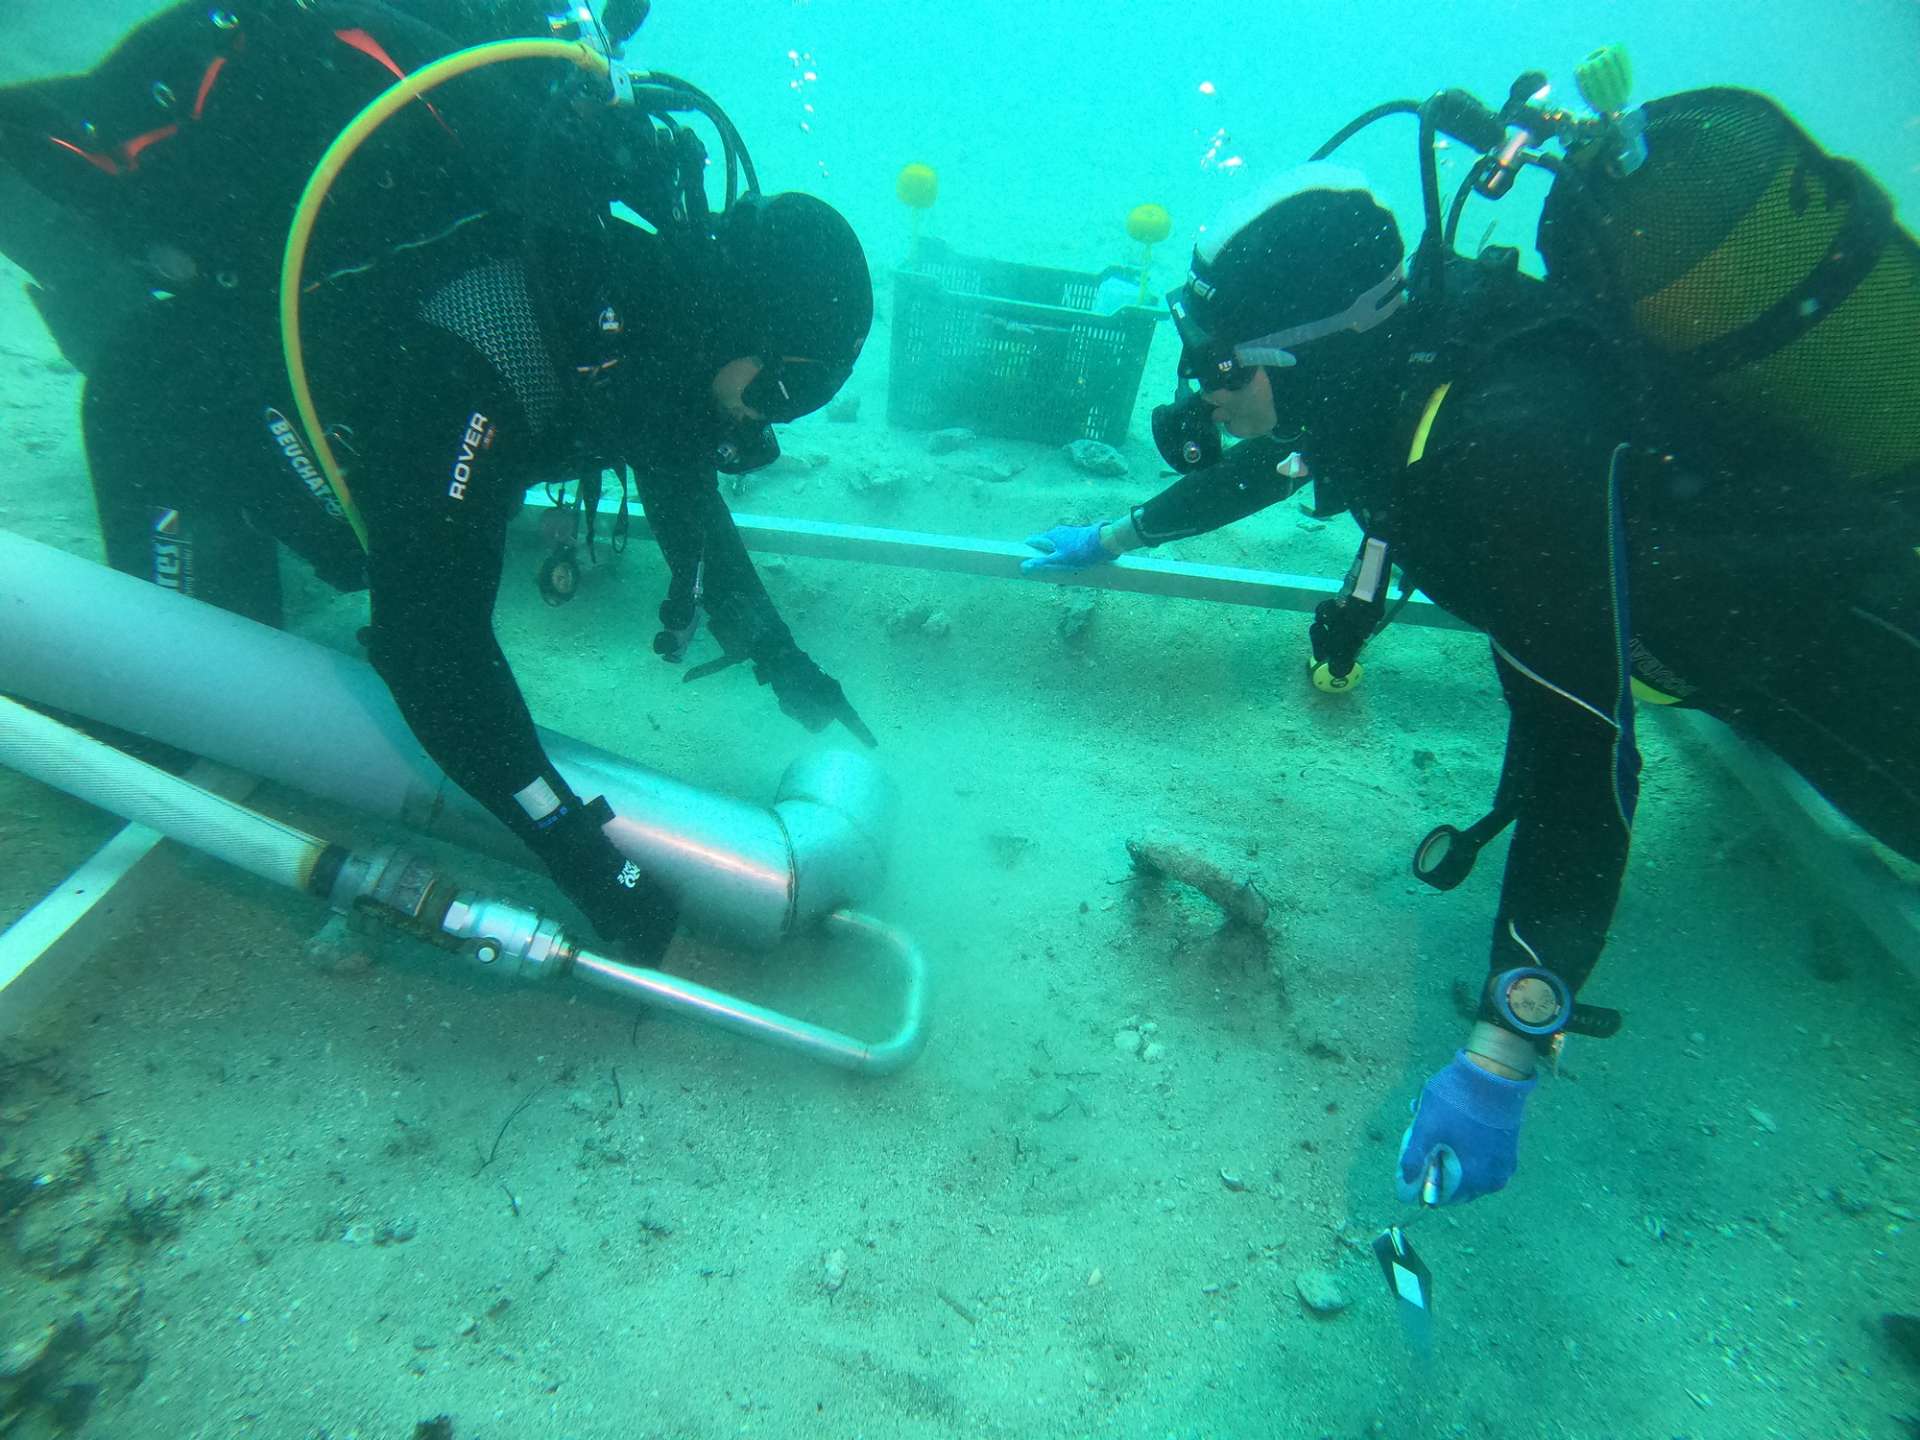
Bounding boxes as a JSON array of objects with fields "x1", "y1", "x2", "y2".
[
  {"x1": 740, "y1": 353, "x2": 852, "y2": 424},
  {"x1": 1170, "y1": 268, "x2": 1409, "y2": 392},
  {"x1": 714, "y1": 416, "x2": 779, "y2": 474}
]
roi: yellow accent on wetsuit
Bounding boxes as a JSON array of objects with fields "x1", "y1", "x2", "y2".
[
  {"x1": 1310, "y1": 383, "x2": 1459, "y2": 696},
  {"x1": 279, "y1": 38, "x2": 615, "y2": 552},
  {"x1": 1408, "y1": 381, "x2": 1687, "y2": 708},
  {"x1": 1407, "y1": 382, "x2": 1453, "y2": 466}
]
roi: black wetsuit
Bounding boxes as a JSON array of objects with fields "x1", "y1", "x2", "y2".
[
  {"x1": 77, "y1": 223, "x2": 796, "y2": 850},
  {"x1": 1, "y1": 1, "x2": 817, "y2": 949},
  {"x1": 0, "y1": 1, "x2": 556, "y2": 371},
  {"x1": 1130, "y1": 320, "x2": 1920, "y2": 993}
]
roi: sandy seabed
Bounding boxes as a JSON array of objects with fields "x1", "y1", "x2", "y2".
[{"x1": 2, "y1": 245, "x2": 1918, "y2": 1440}]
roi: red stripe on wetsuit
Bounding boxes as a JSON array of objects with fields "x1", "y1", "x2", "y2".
[
  {"x1": 333, "y1": 27, "x2": 454, "y2": 134},
  {"x1": 44, "y1": 49, "x2": 224, "y2": 175}
]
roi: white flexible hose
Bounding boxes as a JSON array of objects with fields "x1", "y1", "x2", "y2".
[{"x1": 0, "y1": 697, "x2": 326, "y2": 894}]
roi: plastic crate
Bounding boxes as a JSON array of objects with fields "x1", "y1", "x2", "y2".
[{"x1": 887, "y1": 237, "x2": 1159, "y2": 447}]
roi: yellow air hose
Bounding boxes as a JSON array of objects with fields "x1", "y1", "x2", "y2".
[{"x1": 279, "y1": 38, "x2": 614, "y2": 552}]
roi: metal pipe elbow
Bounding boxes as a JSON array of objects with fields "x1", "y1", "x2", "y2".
[{"x1": 774, "y1": 748, "x2": 894, "y2": 932}]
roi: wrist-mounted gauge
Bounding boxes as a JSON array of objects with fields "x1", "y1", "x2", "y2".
[{"x1": 1479, "y1": 966, "x2": 1624, "y2": 1041}]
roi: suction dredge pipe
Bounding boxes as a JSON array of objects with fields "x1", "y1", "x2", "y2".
[
  {"x1": 0, "y1": 694, "x2": 924, "y2": 1073},
  {"x1": 0, "y1": 531, "x2": 879, "y2": 951}
]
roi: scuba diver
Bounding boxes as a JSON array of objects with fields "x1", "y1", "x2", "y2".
[
  {"x1": 1022, "y1": 80, "x2": 1920, "y2": 1207},
  {"x1": 0, "y1": 0, "x2": 875, "y2": 962}
]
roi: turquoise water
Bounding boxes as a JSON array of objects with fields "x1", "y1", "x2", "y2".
[{"x1": 2, "y1": 3, "x2": 1918, "y2": 1438}]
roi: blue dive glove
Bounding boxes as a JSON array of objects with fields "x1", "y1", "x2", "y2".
[
  {"x1": 1021, "y1": 522, "x2": 1111, "y2": 574},
  {"x1": 1395, "y1": 1051, "x2": 1538, "y2": 1206}
]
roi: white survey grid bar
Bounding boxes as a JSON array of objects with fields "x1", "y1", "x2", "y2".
[
  {"x1": 522, "y1": 495, "x2": 1476, "y2": 630},
  {"x1": 528, "y1": 498, "x2": 1918, "y2": 971}
]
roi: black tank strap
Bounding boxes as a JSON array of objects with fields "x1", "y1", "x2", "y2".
[{"x1": 1687, "y1": 160, "x2": 1896, "y2": 376}]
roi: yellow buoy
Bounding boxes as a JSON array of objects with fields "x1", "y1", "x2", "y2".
[
  {"x1": 897, "y1": 162, "x2": 938, "y2": 263},
  {"x1": 1127, "y1": 203, "x2": 1172, "y2": 245},
  {"x1": 1127, "y1": 203, "x2": 1173, "y2": 305},
  {"x1": 896, "y1": 162, "x2": 939, "y2": 209}
]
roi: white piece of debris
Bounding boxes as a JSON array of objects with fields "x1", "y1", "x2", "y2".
[
  {"x1": 822, "y1": 1248, "x2": 849, "y2": 1295},
  {"x1": 1294, "y1": 1268, "x2": 1349, "y2": 1315}
]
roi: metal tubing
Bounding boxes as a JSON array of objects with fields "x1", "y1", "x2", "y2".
[
  {"x1": 436, "y1": 890, "x2": 923, "y2": 1072},
  {"x1": 0, "y1": 531, "x2": 887, "y2": 949},
  {"x1": 772, "y1": 749, "x2": 893, "y2": 932},
  {"x1": 570, "y1": 909, "x2": 928, "y2": 1074},
  {"x1": 0, "y1": 700, "x2": 925, "y2": 1070}
]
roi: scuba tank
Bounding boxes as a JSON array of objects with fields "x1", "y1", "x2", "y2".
[
  {"x1": 1316, "y1": 47, "x2": 1920, "y2": 492},
  {"x1": 1537, "y1": 83, "x2": 1920, "y2": 489},
  {"x1": 1300, "y1": 43, "x2": 1920, "y2": 696}
]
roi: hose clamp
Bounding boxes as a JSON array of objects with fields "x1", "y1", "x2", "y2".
[
  {"x1": 329, "y1": 847, "x2": 442, "y2": 922},
  {"x1": 605, "y1": 60, "x2": 635, "y2": 107}
]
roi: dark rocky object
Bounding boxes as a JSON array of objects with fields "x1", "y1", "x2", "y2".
[
  {"x1": 1065, "y1": 438, "x2": 1128, "y2": 477},
  {"x1": 1, "y1": 1127, "x2": 165, "y2": 1433},
  {"x1": 1055, "y1": 589, "x2": 1097, "y2": 645},
  {"x1": 884, "y1": 602, "x2": 950, "y2": 638},
  {"x1": 849, "y1": 467, "x2": 903, "y2": 499},
  {"x1": 927, "y1": 427, "x2": 975, "y2": 454}
]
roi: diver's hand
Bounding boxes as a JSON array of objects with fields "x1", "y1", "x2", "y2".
[
  {"x1": 1394, "y1": 1050, "x2": 1538, "y2": 1206},
  {"x1": 525, "y1": 795, "x2": 679, "y2": 962},
  {"x1": 754, "y1": 642, "x2": 877, "y2": 748},
  {"x1": 1021, "y1": 522, "x2": 1113, "y2": 575}
]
